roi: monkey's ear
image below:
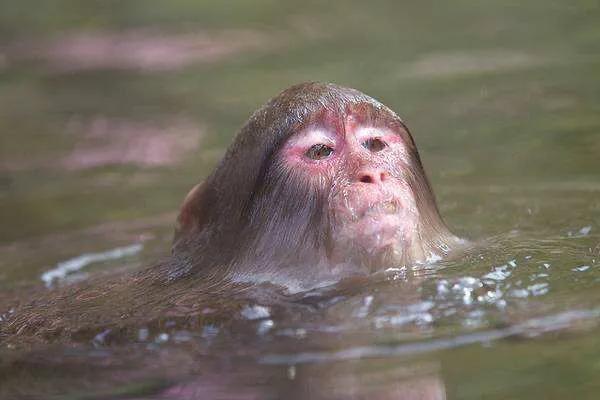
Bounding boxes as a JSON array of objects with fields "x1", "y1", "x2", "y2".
[{"x1": 173, "y1": 181, "x2": 207, "y2": 251}]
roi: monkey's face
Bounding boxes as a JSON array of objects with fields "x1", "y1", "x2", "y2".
[{"x1": 280, "y1": 110, "x2": 420, "y2": 267}]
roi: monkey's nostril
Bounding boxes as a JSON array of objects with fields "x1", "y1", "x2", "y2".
[
  {"x1": 357, "y1": 170, "x2": 389, "y2": 184},
  {"x1": 359, "y1": 174, "x2": 374, "y2": 184}
]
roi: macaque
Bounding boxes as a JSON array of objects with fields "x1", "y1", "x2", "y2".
[
  {"x1": 171, "y1": 82, "x2": 461, "y2": 291},
  {"x1": 0, "y1": 82, "x2": 462, "y2": 347}
]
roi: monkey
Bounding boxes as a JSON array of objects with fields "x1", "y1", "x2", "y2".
[
  {"x1": 0, "y1": 82, "x2": 462, "y2": 347},
  {"x1": 170, "y1": 82, "x2": 462, "y2": 292}
]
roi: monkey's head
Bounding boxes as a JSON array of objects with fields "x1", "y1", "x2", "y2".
[{"x1": 172, "y1": 83, "x2": 460, "y2": 289}]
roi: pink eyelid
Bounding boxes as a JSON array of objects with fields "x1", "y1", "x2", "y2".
[
  {"x1": 281, "y1": 128, "x2": 404, "y2": 163},
  {"x1": 354, "y1": 128, "x2": 402, "y2": 145},
  {"x1": 285, "y1": 143, "x2": 337, "y2": 162}
]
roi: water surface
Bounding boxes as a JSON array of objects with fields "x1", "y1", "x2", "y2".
[{"x1": 1, "y1": 1, "x2": 599, "y2": 398}]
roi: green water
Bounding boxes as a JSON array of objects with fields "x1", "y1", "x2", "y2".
[{"x1": 1, "y1": 1, "x2": 599, "y2": 398}]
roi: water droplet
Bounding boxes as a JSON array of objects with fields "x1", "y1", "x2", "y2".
[
  {"x1": 92, "y1": 329, "x2": 111, "y2": 346},
  {"x1": 483, "y1": 266, "x2": 511, "y2": 281},
  {"x1": 572, "y1": 265, "x2": 590, "y2": 272},
  {"x1": 155, "y1": 333, "x2": 169, "y2": 343},
  {"x1": 241, "y1": 305, "x2": 271, "y2": 320},
  {"x1": 436, "y1": 280, "x2": 450, "y2": 295},
  {"x1": 138, "y1": 328, "x2": 149, "y2": 341},
  {"x1": 173, "y1": 330, "x2": 193, "y2": 343},
  {"x1": 527, "y1": 283, "x2": 549, "y2": 296},
  {"x1": 287, "y1": 365, "x2": 297, "y2": 380},
  {"x1": 509, "y1": 289, "x2": 530, "y2": 298},
  {"x1": 201, "y1": 324, "x2": 219, "y2": 339},
  {"x1": 257, "y1": 319, "x2": 275, "y2": 335}
]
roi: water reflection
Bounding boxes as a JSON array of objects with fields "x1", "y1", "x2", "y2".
[
  {"x1": 5, "y1": 29, "x2": 269, "y2": 72},
  {"x1": 160, "y1": 361, "x2": 446, "y2": 400},
  {"x1": 63, "y1": 116, "x2": 202, "y2": 170}
]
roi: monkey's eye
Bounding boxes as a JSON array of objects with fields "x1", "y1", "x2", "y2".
[
  {"x1": 306, "y1": 144, "x2": 334, "y2": 160},
  {"x1": 363, "y1": 138, "x2": 388, "y2": 152}
]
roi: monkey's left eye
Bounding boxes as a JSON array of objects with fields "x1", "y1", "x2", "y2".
[
  {"x1": 363, "y1": 138, "x2": 388, "y2": 152},
  {"x1": 306, "y1": 144, "x2": 334, "y2": 160}
]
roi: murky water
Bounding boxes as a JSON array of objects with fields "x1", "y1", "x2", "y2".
[{"x1": 1, "y1": 1, "x2": 599, "y2": 398}]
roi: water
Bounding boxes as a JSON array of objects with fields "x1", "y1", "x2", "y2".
[{"x1": 1, "y1": 1, "x2": 599, "y2": 398}]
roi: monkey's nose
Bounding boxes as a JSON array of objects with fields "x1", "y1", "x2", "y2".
[{"x1": 357, "y1": 169, "x2": 389, "y2": 184}]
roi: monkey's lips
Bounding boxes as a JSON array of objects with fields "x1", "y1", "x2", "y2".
[
  {"x1": 354, "y1": 201, "x2": 406, "y2": 244},
  {"x1": 333, "y1": 198, "x2": 415, "y2": 251},
  {"x1": 356, "y1": 200, "x2": 402, "y2": 220}
]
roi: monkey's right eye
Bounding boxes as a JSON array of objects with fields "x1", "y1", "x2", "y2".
[{"x1": 306, "y1": 144, "x2": 334, "y2": 160}]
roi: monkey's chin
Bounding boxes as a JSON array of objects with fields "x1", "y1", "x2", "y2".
[
  {"x1": 331, "y1": 212, "x2": 414, "y2": 268},
  {"x1": 355, "y1": 214, "x2": 407, "y2": 250}
]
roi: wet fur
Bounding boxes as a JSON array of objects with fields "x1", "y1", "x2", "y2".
[{"x1": 173, "y1": 82, "x2": 460, "y2": 288}]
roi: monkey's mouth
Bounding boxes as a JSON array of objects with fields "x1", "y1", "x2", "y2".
[
  {"x1": 333, "y1": 199, "x2": 402, "y2": 245},
  {"x1": 331, "y1": 195, "x2": 419, "y2": 250},
  {"x1": 348, "y1": 199, "x2": 403, "y2": 222},
  {"x1": 359, "y1": 200, "x2": 401, "y2": 219}
]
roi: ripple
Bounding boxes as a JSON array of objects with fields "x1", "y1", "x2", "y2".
[{"x1": 260, "y1": 309, "x2": 600, "y2": 365}]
